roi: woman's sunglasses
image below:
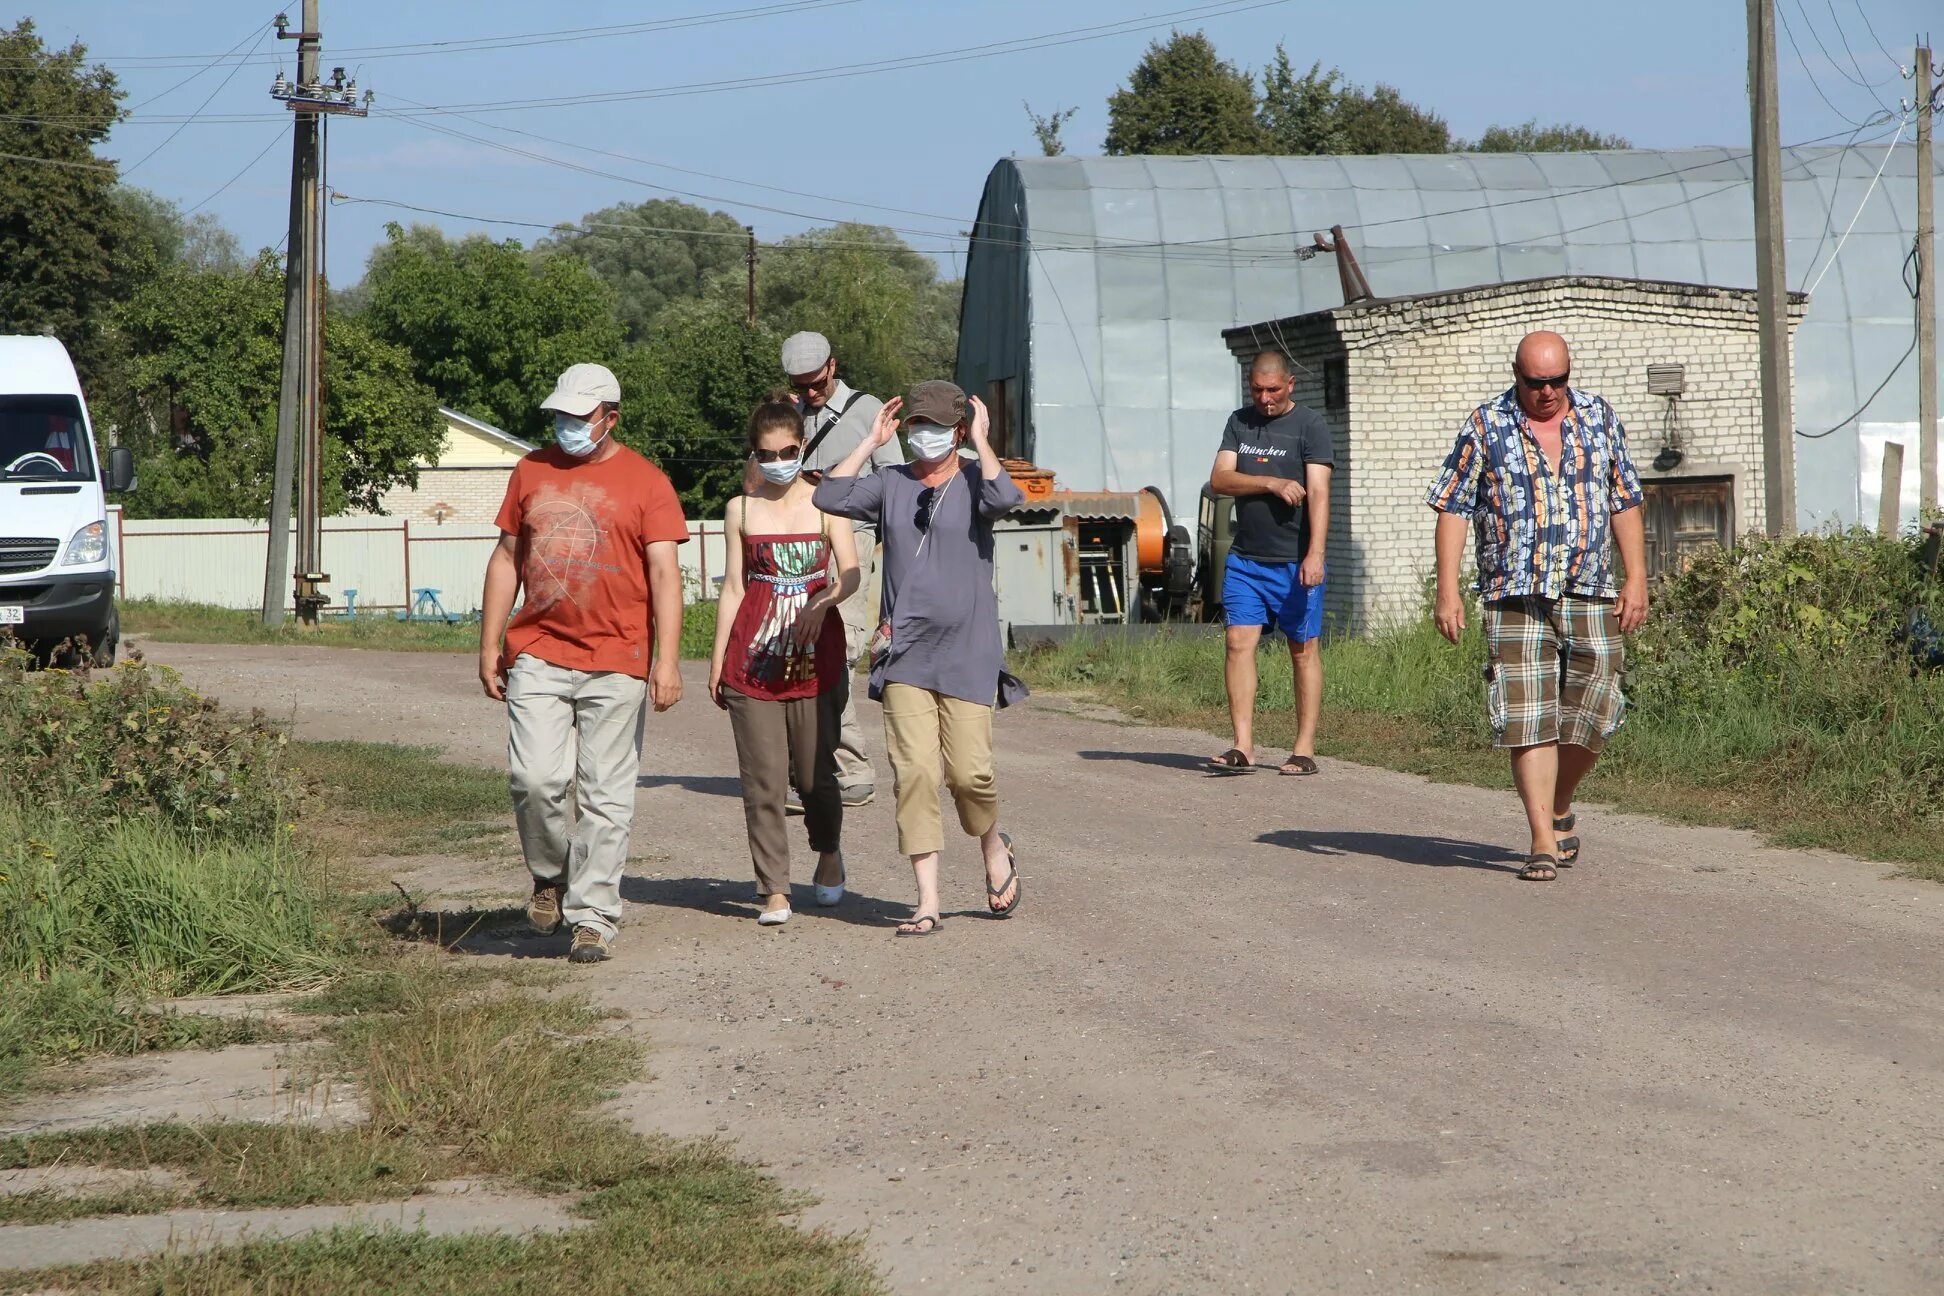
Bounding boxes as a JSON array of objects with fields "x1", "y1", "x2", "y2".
[
  {"x1": 753, "y1": 444, "x2": 802, "y2": 464},
  {"x1": 915, "y1": 485, "x2": 938, "y2": 533}
]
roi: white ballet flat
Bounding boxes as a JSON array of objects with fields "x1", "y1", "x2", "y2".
[
  {"x1": 813, "y1": 854, "x2": 847, "y2": 908},
  {"x1": 757, "y1": 905, "x2": 791, "y2": 926}
]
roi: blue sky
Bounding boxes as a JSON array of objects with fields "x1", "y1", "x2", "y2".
[{"x1": 25, "y1": 0, "x2": 1940, "y2": 283}]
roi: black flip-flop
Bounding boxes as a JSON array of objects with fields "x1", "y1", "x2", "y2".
[
  {"x1": 1207, "y1": 748, "x2": 1254, "y2": 773},
  {"x1": 1552, "y1": 814, "x2": 1580, "y2": 866},
  {"x1": 1519, "y1": 854, "x2": 1559, "y2": 881},
  {"x1": 987, "y1": 832, "x2": 1021, "y2": 918},
  {"x1": 1279, "y1": 753, "x2": 1319, "y2": 776},
  {"x1": 895, "y1": 913, "x2": 943, "y2": 937}
]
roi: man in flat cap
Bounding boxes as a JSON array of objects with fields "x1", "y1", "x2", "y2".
[
  {"x1": 780, "y1": 331, "x2": 904, "y2": 807},
  {"x1": 479, "y1": 362, "x2": 689, "y2": 964}
]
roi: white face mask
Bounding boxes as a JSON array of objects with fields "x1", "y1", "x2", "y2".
[
  {"x1": 757, "y1": 458, "x2": 801, "y2": 486},
  {"x1": 907, "y1": 425, "x2": 958, "y2": 463},
  {"x1": 554, "y1": 411, "x2": 608, "y2": 458}
]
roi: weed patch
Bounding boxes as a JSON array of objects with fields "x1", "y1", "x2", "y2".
[{"x1": 1016, "y1": 530, "x2": 1944, "y2": 873}]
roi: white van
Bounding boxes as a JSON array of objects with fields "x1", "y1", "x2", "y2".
[{"x1": 0, "y1": 336, "x2": 136, "y2": 664}]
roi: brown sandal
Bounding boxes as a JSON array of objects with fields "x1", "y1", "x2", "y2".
[
  {"x1": 1519, "y1": 854, "x2": 1559, "y2": 881},
  {"x1": 1207, "y1": 748, "x2": 1254, "y2": 772},
  {"x1": 1279, "y1": 753, "x2": 1319, "y2": 776}
]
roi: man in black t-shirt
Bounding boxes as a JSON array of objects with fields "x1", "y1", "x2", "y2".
[{"x1": 1205, "y1": 350, "x2": 1335, "y2": 775}]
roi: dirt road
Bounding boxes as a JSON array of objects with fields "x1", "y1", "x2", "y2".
[{"x1": 145, "y1": 642, "x2": 1944, "y2": 1295}]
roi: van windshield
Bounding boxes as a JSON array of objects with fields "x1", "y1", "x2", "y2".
[{"x1": 0, "y1": 395, "x2": 96, "y2": 482}]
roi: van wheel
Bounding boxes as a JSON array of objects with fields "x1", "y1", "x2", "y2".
[{"x1": 91, "y1": 609, "x2": 119, "y2": 667}]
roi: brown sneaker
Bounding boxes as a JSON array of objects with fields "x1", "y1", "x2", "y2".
[
  {"x1": 526, "y1": 878, "x2": 565, "y2": 936},
  {"x1": 567, "y1": 924, "x2": 612, "y2": 964}
]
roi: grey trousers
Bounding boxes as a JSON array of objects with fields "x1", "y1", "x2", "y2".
[
  {"x1": 723, "y1": 679, "x2": 846, "y2": 896},
  {"x1": 833, "y1": 529, "x2": 879, "y2": 792},
  {"x1": 505, "y1": 654, "x2": 645, "y2": 938}
]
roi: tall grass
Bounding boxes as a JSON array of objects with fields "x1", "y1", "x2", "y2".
[
  {"x1": 1017, "y1": 531, "x2": 1944, "y2": 872},
  {"x1": 124, "y1": 596, "x2": 722, "y2": 661},
  {"x1": 0, "y1": 647, "x2": 340, "y2": 1090},
  {"x1": 0, "y1": 802, "x2": 335, "y2": 998}
]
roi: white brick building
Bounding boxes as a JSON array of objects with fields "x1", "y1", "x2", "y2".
[
  {"x1": 376, "y1": 407, "x2": 535, "y2": 526},
  {"x1": 1222, "y1": 275, "x2": 1807, "y2": 632}
]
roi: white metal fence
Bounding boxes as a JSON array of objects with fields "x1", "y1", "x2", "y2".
[{"x1": 108, "y1": 508, "x2": 730, "y2": 612}]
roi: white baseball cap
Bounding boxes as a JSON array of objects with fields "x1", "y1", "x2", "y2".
[{"x1": 539, "y1": 363, "x2": 621, "y2": 416}]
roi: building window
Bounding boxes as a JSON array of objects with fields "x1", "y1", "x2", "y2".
[
  {"x1": 1641, "y1": 477, "x2": 1733, "y2": 582},
  {"x1": 1323, "y1": 358, "x2": 1347, "y2": 411}
]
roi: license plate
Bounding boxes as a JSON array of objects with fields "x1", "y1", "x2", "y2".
[{"x1": 0, "y1": 606, "x2": 22, "y2": 625}]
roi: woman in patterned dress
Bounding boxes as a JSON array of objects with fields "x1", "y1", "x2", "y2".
[{"x1": 709, "y1": 397, "x2": 860, "y2": 925}]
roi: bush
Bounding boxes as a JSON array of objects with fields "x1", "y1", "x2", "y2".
[{"x1": 0, "y1": 645, "x2": 297, "y2": 839}]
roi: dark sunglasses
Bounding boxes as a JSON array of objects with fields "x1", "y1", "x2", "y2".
[
  {"x1": 1517, "y1": 370, "x2": 1571, "y2": 391},
  {"x1": 915, "y1": 485, "x2": 938, "y2": 534},
  {"x1": 788, "y1": 375, "x2": 828, "y2": 394},
  {"x1": 752, "y1": 444, "x2": 801, "y2": 463}
]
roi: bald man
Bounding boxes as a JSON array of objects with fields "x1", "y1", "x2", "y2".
[{"x1": 1426, "y1": 331, "x2": 1648, "y2": 881}]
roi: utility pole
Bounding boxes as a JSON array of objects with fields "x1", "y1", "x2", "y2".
[
  {"x1": 261, "y1": 3, "x2": 368, "y2": 628},
  {"x1": 1748, "y1": 0, "x2": 1796, "y2": 536},
  {"x1": 744, "y1": 226, "x2": 757, "y2": 327},
  {"x1": 1915, "y1": 42, "x2": 1937, "y2": 515}
]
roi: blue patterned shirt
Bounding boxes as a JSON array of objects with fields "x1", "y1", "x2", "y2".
[{"x1": 1426, "y1": 387, "x2": 1644, "y2": 601}]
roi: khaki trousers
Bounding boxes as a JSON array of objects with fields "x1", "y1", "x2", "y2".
[
  {"x1": 504, "y1": 654, "x2": 645, "y2": 938},
  {"x1": 833, "y1": 529, "x2": 879, "y2": 792},
  {"x1": 881, "y1": 682, "x2": 1000, "y2": 857},
  {"x1": 722, "y1": 680, "x2": 846, "y2": 896}
]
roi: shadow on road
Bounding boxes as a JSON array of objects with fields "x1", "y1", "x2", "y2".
[
  {"x1": 620, "y1": 873, "x2": 911, "y2": 929},
  {"x1": 637, "y1": 773, "x2": 743, "y2": 797},
  {"x1": 1258, "y1": 829, "x2": 1526, "y2": 873},
  {"x1": 1077, "y1": 748, "x2": 1228, "y2": 773}
]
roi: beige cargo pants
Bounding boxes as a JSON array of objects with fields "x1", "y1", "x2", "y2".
[
  {"x1": 505, "y1": 654, "x2": 645, "y2": 939},
  {"x1": 832, "y1": 527, "x2": 881, "y2": 794}
]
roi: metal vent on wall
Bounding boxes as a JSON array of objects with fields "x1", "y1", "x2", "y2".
[{"x1": 1646, "y1": 364, "x2": 1686, "y2": 396}]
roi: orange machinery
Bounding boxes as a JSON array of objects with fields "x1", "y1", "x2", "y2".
[{"x1": 1001, "y1": 459, "x2": 1194, "y2": 623}]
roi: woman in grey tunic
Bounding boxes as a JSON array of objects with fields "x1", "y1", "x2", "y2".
[{"x1": 813, "y1": 380, "x2": 1025, "y2": 936}]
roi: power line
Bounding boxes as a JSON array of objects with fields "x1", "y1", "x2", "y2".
[
  {"x1": 121, "y1": 22, "x2": 276, "y2": 176},
  {"x1": 1777, "y1": 3, "x2": 1873, "y2": 125},
  {"x1": 7, "y1": 0, "x2": 1291, "y2": 125},
  {"x1": 1801, "y1": 112, "x2": 1909, "y2": 296},
  {"x1": 185, "y1": 123, "x2": 291, "y2": 215},
  {"x1": 328, "y1": 192, "x2": 967, "y2": 255},
  {"x1": 125, "y1": 17, "x2": 276, "y2": 111},
  {"x1": 1788, "y1": 0, "x2": 1893, "y2": 96},
  {"x1": 1848, "y1": 0, "x2": 1902, "y2": 71},
  {"x1": 1823, "y1": 0, "x2": 1891, "y2": 90},
  {"x1": 1796, "y1": 240, "x2": 1921, "y2": 437},
  {"x1": 0, "y1": 1, "x2": 859, "y2": 69}
]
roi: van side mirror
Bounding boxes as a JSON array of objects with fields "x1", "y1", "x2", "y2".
[{"x1": 105, "y1": 445, "x2": 136, "y2": 494}]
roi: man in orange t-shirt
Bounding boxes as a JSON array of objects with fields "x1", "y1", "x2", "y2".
[{"x1": 479, "y1": 362, "x2": 688, "y2": 964}]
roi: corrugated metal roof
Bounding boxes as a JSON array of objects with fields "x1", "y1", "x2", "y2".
[{"x1": 956, "y1": 147, "x2": 1943, "y2": 531}]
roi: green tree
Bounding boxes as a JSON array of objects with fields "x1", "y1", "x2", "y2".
[
  {"x1": 1333, "y1": 83, "x2": 1452, "y2": 154},
  {"x1": 112, "y1": 253, "x2": 442, "y2": 519},
  {"x1": 1025, "y1": 102, "x2": 1080, "y2": 157},
  {"x1": 752, "y1": 223, "x2": 961, "y2": 403},
  {"x1": 352, "y1": 223, "x2": 626, "y2": 443},
  {"x1": 1468, "y1": 119, "x2": 1632, "y2": 152},
  {"x1": 614, "y1": 300, "x2": 783, "y2": 515},
  {"x1": 1104, "y1": 31, "x2": 1265, "y2": 156},
  {"x1": 112, "y1": 187, "x2": 243, "y2": 273},
  {"x1": 0, "y1": 21, "x2": 126, "y2": 379},
  {"x1": 1257, "y1": 50, "x2": 1347, "y2": 154},
  {"x1": 538, "y1": 199, "x2": 749, "y2": 343}
]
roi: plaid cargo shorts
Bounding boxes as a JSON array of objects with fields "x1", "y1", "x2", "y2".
[{"x1": 1482, "y1": 595, "x2": 1627, "y2": 751}]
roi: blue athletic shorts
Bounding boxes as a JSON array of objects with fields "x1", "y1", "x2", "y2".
[{"x1": 1223, "y1": 554, "x2": 1326, "y2": 642}]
